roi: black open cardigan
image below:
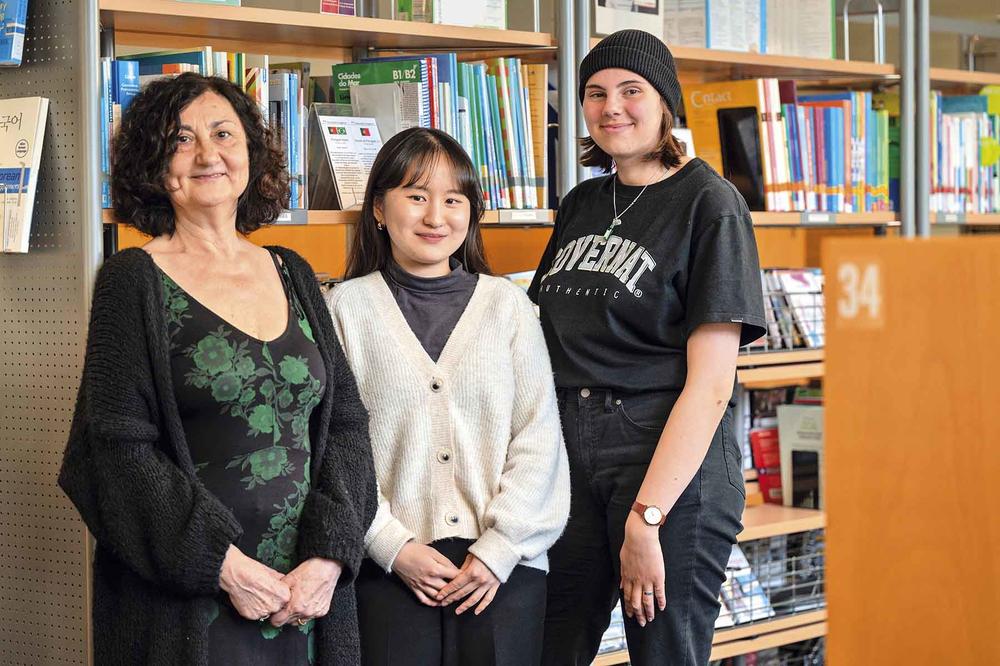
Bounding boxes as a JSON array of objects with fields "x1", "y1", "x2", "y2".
[{"x1": 58, "y1": 246, "x2": 377, "y2": 665}]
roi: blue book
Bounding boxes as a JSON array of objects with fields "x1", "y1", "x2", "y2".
[
  {"x1": 488, "y1": 75, "x2": 509, "y2": 209},
  {"x1": 100, "y1": 57, "x2": 112, "y2": 208},
  {"x1": 112, "y1": 60, "x2": 141, "y2": 114},
  {"x1": 0, "y1": 0, "x2": 28, "y2": 67},
  {"x1": 940, "y1": 95, "x2": 990, "y2": 115},
  {"x1": 128, "y1": 48, "x2": 210, "y2": 76}
]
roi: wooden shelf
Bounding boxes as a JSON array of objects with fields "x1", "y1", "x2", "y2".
[
  {"x1": 751, "y1": 211, "x2": 899, "y2": 228},
  {"x1": 590, "y1": 39, "x2": 895, "y2": 81},
  {"x1": 101, "y1": 0, "x2": 553, "y2": 59},
  {"x1": 930, "y1": 67, "x2": 1000, "y2": 91},
  {"x1": 593, "y1": 610, "x2": 828, "y2": 665},
  {"x1": 738, "y1": 504, "x2": 825, "y2": 542},
  {"x1": 933, "y1": 212, "x2": 1000, "y2": 226},
  {"x1": 738, "y1": 361, "x2": 824, "y2": 386},
  {"x1": 102, "y1": 208, "x2": 554, "y2": 226},
  {"x1": 737, "y1": 349, "x2": 825, "y2": 385},
  {"x1": 738, "y1": 349, "x2": 824, "y2": 368}
]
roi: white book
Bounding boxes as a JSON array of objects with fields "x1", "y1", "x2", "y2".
[
  {"x1": 433, "y1": 0, "x2": 506, "y2": 29},
  {"x1": 2, "y1": 97, "x2": 49, "y2": 254},
  {"x1": 777, "y1": 404, "x2": 824, "y2": 509}
]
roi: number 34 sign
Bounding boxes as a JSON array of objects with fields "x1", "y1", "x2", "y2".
[{"x1": 834, "y1": 259, "x2": 884, "y2": 329}]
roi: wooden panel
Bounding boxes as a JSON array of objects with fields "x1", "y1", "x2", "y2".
[
  {"x1": 710, "y1": 621, "x2": 827, "y2": 659},
  {"x1": 481, "y1": 226, "x2": 552, "y2": 275},
  {"x1": 754, "y1": 228, "x2": 809, "y2": 268},
  {"x1": 824, "y1": 237, "x2": 1000, "y2": 664},
  {"x1": 115, "y1": 223, "x2": 349, "y2": 276}
]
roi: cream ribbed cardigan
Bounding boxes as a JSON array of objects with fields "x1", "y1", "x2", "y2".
[{"x1": 326, "y1": 272, "x2": 570, "y2": 582}]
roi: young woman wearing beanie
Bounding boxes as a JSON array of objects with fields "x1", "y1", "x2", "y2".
[{"x1": 528, "y1": 29, "x2": 767, "y2": 665}]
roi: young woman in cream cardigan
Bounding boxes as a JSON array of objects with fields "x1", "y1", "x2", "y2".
[{"x1": 326, "y1": 127, "x2": 570, "y2": 666}]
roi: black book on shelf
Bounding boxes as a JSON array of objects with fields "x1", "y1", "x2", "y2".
[{"x1": 717, "y1": 106, "x2": 766, "y2": 211}]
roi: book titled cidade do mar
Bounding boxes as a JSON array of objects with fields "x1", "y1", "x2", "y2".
[{"x1": 1, "y1": 96, "x2": 48, "y2": 254}]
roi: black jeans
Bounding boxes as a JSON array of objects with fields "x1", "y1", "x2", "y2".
[
  {"x1": 542, "y1": 388, "x2": 744, "y2": 666},
  {"x1": 356, "y1": 538, "x2": 547, "y2": 666}
]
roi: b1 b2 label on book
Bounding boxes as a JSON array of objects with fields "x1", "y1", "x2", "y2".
[{"x1": 834, "y1": 259, "x2": 884, "y2": 329}]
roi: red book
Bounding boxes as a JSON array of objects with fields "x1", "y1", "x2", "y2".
[
  {"x1": 749, "y1": 428, "x2": 781, "y2": 469},
  {"x1": 758, "y1": 470, "x2": 784, "y2": 504}
]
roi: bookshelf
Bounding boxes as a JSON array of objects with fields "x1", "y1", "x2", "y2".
[
  {"x1": 593, "y1": 503, "x2": 827, "y2": 666},
  {"x1": 100, "y1": 0, "x2": 553, "y2": 59}
]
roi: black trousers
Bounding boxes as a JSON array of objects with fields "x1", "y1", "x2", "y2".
[
  {"x1": 356, "y1": 538, "x2": 547, "y2": 666},
  {"x1": 542, "y1": 388, "x2": 745, "y2": 666}
]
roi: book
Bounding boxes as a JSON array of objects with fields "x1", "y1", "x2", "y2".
[
  {"x1": 773, "y1": 268, "x2": 824, "y2": 347},
  {"x1": 721, "y1": 543, "x2": 775, "y2": 623},
  {"x1": 433, "y1": 0, "x2": 505, "y2": 29},
  {"x1": 320, "y1": 0, "x2": 356, "y2": 14},
  {"x1": 777, "y1": 404, "x2": 824, "y2": 510},
  {"x1": 0, "y1": 0, "x2": 29, "y2": 67},
  {"x1": 1, "y1": 96, "x2": 49, "y2": 253}
]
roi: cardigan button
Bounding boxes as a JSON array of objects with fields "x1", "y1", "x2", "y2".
[
  {"x1": 445, "y1": 513, "x2": 459, "y2": 525},
  {"x1": 431, "y1": 377, "x2": 443, "y2": 392},
  {"x1": 437, "y1": 450, "x2": 452, "y2": 463}
]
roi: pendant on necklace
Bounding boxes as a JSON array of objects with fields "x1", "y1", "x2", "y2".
[{"x1": 603, "y1": 217, "x2": 622, "y2": 241}]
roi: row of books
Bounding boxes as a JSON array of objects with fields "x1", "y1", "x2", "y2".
[
  {"x1": 99, "y1": 44, "x2": 550, "y2": 213},
  {"x1": 931, "y1": 92, "x2": 1000, "y2": 214},
  {"x1": 332, "y1": 55, "x2": 548, "y2": 210},
  {"x1": 734, "y1": 384, "x2": 825, "y2": 510},
  {"x1": 743, "y1": 268, "x2": 824, "y2": 352},
  {"x1": 686, "y1": 78, "x2": 894, "y2": 213}
]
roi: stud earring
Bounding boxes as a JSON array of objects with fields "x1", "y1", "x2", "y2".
[{"x1": 376, "y1": 222, "x2": 384, "y2": 231}]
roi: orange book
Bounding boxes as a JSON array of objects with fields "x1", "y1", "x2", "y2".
[{"x1": 685, "y1": 78, "x2": 785, "y2": 211}]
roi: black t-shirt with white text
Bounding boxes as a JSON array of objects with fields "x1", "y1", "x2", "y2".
[{"x1": 527, "y1": 158, "x2": 766, "y2": 392}]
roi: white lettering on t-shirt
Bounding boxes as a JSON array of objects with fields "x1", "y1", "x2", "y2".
[
  {"x1": 563, "y1": 235, "x2": 596, "y2": 272},
  {"x1": 576, "y1": 236, "x2": 605, "y2": 271},
  {"x1": 539, "y1": 233, "x2": 658, "y2": 297}
]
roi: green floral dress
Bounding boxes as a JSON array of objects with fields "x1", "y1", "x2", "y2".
[{"x1": 160, "y1": 251, "x2": 325, "y2": 665}]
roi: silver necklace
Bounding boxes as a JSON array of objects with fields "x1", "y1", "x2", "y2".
[{"x1": 604, "y1": 168, "x2": 665, "y2": 241}]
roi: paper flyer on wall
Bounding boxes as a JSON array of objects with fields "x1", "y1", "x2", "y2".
[
  {"x1": 2, "y1": 96, "x2": 48, "y2": 254},
  {"x1": 307, "y1": 108, "x2": 382, "y2": 210},
  {"x1": 594, "y1": 0, "x2": 663, "y2": 37}
]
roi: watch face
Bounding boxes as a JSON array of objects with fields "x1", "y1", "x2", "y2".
[{"x1": 643, "y1": 506, "x2": 663, "y2": 525}]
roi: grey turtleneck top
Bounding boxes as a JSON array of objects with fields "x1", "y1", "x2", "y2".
[{"x1": 382, "y1": 257, "x2": 479, "y2": 362}]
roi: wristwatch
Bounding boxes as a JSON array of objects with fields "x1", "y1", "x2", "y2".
[{"x1": 631, "y1": 501, "x2": 666, "y2": 527}]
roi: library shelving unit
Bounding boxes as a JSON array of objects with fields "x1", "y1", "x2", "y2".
[{"x1": 594, "y1": 504, "x2": 827, "y2": 666}]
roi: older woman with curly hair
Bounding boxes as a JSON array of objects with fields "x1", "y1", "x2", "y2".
[{"x1": 58, "y1": 73, "x2": 377, "y2": 665}]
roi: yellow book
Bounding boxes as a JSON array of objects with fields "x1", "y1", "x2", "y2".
[
  {"x1": 523, "y1": 63, "x2": 549, "y2": 209},
  {"x1": 686, "y1": 78, "x2": 779, "y2": 210}
]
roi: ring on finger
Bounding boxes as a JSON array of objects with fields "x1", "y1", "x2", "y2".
[
  {"x1": 296, "y1": 618, "x2": 307, "y2": 626},
  {"x1": 258, "y1": 615, "x2": 269, "y2": 622},
  {"x1": 643, "y1": 591, "x2": 654, "y2": 596}
]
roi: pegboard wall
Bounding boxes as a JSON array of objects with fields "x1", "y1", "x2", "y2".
[{"x1": 0, "y1": 1, "x2": 101, "y2": 664}]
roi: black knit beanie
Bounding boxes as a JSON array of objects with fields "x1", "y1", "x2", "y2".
[{"x1": 579, "y1": 29, "x2": 681, "y2": 118}]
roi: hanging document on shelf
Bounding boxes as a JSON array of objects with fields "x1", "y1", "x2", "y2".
[
  {"x1": 594, "y1": 0, "x2": 663, "y2": 36},
  {"x1": 2, "y1": 96, "x2": 49, "y2": 254},
  {"x1": 307, "y1": 106, "x2": 383, "y2": 210}
]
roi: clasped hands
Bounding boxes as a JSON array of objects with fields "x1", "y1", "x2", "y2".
[
  {"x1": 220, "y1": 544, "x2": 342, "y2": 627},
  {"x1": 392, "y1": 542, "x2": 501, "y2": 615}
]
